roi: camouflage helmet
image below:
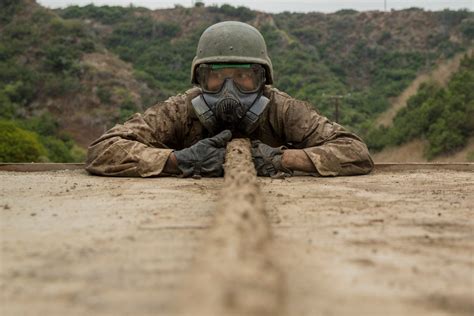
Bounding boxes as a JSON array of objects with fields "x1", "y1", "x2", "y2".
[{"x1": 191, "y1": 21, "x2": 273, "y2": 85}]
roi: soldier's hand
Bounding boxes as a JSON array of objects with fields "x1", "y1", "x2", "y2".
[
  {"x1": 251, "y1": 140, "x2": 292, "y2": 178},
  {"x1": 174, "y1": 130, "x2": 232, "y2": 177}
]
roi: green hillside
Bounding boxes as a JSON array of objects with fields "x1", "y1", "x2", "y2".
[
  {"x1": 57, "y1": 4, "x2": 473, "y2": 129},
  {"x1": 0, "y1": 0, "x2": 473, "y2": 162},
  {"x1": 0, "y1": 0, "x2": 153, "y2": 161},
  {"x1": 0, "y1": 0, "x2": 95, "y2": 161},
  {"x1": 367, "y1": 54, "x2": 474, "y2": 159}
]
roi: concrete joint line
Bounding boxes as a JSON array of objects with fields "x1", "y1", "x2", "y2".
[{"x1": 179, "y1": 138, "x2": 285, "y2": 316}]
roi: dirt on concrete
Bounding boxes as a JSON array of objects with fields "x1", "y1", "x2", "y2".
[
  {"x1": 180, "y1": 138, "x2": 284, "y2": 316},
  {"x1": 0, "y1": 168, "x2": 473, "y2": 316}
]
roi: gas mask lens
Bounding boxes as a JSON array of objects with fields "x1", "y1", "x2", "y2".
[{"x1": 197, "y1": 64, "x2": 265, "y2": 93}]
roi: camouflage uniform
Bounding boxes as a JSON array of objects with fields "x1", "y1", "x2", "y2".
[{"x1": 86, "y1": 86, "x2": 374, "y2": 177}]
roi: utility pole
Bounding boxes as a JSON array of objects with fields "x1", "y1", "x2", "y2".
[
  {"x1": 322, "y1": 94, "x2": 351, "y2": 123},
  {"x1": 384, "y1": 0, "x2": 387, "y2": 11}
]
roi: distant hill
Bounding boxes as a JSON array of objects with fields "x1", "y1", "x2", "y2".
[
  {"x1": 367, "y1": 52, "x2": 474, "y2": 160},
  {"x1": 375, "y1": 48, "x2": 474, "y2": 128},
  {"x1": 0, "y1": 0, "x2": 472, "y2": 162}
]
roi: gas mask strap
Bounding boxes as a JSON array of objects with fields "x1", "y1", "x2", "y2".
[
  {"x1": 191, "y1": 95, "x2": 217, "y2": 134},
  {"x1": 240, "y1": 95, "x2": 270, "y2": 135}
]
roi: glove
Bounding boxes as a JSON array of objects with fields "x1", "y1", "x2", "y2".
[
  {"x1": 174, "y1": 130, "x2": 232, "y2": 178},
  {"x1": 251, "y1": 140, "x2": 293, "y2": 177}
]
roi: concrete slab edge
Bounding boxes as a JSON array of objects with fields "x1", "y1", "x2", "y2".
[{"x1": 1, "y1": 163, "x2": 472, "y2": 172}]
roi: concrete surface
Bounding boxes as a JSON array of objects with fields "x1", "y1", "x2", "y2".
[{"x1": 0, "y1": 168, "x2": 473, "y2": 315}]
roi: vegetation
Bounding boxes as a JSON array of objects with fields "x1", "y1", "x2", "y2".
[
  {"x1": 0, "y1": 1, "x2": 95, "y2": 162},
  {"x1": 0, "y1": 114, "x2": 85, "y2": 162},
  {"x1": 105, "y1": 14, "x2": 190, "y2": 96},
  {"x1": 59, "y1": 4, "x2": 471, "y2": 134},
  {"x1": 366, "y1": 54, "x2": 474, "y2": 159},
  {"x1": 20, "y1": 113, "x2": 86, "y2": 162},
  {"x1": 269, "y1": 9, "x2": 471, "y2": 131},
  {"x1": 0, "y1": 120, "x2": 47, "y2": 162},
  {"x1": 207, "y1": 4, "x2": 256, "y2": 21},
  {"x1": 0, "y1": 1, "x2": 472, "y2": 162},
  {"x1": 59, "y1": 4, "x2": 138, "y2": 24}
]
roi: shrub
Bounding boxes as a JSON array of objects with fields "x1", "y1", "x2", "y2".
[
  {"x1": 43, "y1": 74, "x2": 81, "y2": 96},
  {"x1": 17, "y1": 114, "x2": 86, "y2": 162},
  {"x1": 0, "y1": 0, "x2": 23, "y2": 24},
  {"x1": 366, "y1": 54, "x2": 474, "y2": 157},
  {"x1": 437, "y1": 9, "x2": 470, "y2": 28},
  {"x1": 40, "y1": 135, "x2": 75, "y2": 162},
  {"x1": 467, "y1": 150, "x2": 474, "y2": 162},
  {"x1": 97, "y1": 85, "x2": 112, "y2": 104},
  {"x1": 426, "y1": 116, "x2": 465, "y2": 158},
  {"x1": 44, "y1": 45, "x2": 76, "y2": 73},
  {"x1": 0, "y1": 120, "x2": 47, "y2": 162},
  {"x1": 0, "y1": 91, "x2": 17, "y2": 119},
  {"x1": 21, "y1": 113, "x2": 59, "y2": 136},
  {"x1": 217, "y1": 4, "x2": 256, "y2": 21},
  {"x1": 460, "y1": 18, "x2": 474, "y2": 39},
  {"x1": 59, "y1": 4, "x2": 133, "y2": 24},
  {"x1": 119, "y1": 95, "x2": 138, "y2": 122},
  {"x1": 335, "y1": 9, "x2": 358, "y2": 15}
]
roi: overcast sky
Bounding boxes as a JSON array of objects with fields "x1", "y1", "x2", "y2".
[{"x1": 37, "y1": 0, "x2": 473, "y2": 13}]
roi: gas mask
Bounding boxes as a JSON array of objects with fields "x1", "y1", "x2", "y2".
[{"x1": 191, "y1": 64, "x2": 270, "y2": 135}]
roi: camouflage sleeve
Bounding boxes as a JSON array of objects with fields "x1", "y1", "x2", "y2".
[
  {"x1": 85, "y1": 98, "x2": 183, "y2": 177},
  {"x1": 281, "y1": 99, "x2": 374, "y2": 176}
]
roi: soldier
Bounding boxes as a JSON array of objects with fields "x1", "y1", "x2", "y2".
[{"x1": 86, "y1": 21, "x2": 374, "y2": 178}]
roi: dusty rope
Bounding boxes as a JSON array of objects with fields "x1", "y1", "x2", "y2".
[{"x1": 179, "y1": 138, "x2": 285, "y2": 316}]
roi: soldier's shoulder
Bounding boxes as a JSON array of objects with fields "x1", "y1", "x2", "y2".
[
  {"x1": 166, "y1": 87, "x2": 201, "y2": 106},
  {"x1": 265, "y1": 86, "x2": 293, "y2": 103},
  {"x1": 265, "y1": 86, "x2": 312, "y2": 108},
  {"x1": 146, "y1": 87, "x2": 201, "y2": 111},
  {"x1": 265, "y1": 86, "x2": 321, "y2": 116}
]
